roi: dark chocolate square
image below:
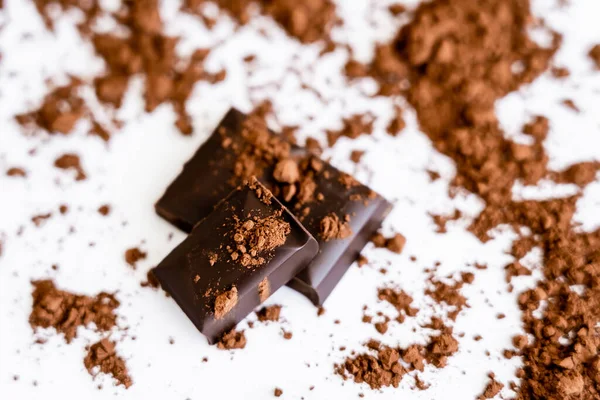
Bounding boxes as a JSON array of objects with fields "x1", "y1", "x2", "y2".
[
  {"x1": 155, "y1": 108, "x2": 392, "y2": 305},
  {"x1": 153, "y1": 183, "x2": 318, "y2": 343}
]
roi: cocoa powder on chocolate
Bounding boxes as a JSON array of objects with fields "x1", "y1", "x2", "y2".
[{"x1": 84, "y1": 339, "x2": 132, "y2": 388}]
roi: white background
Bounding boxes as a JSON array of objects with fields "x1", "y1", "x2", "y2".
[{"x1": 1, "y1": 0, "x2": 600, "y2": 399}]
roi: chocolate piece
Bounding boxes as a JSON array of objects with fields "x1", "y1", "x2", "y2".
[
  {"x1": 155, "y1": 109, "x2": 392, "y2": 305},
  {"x1": 153, "y1": 183, "x2": 318, "y2": 344}
]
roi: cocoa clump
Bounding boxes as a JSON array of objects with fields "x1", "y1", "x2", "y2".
[
  {"x1": 589, "y1": 44, "x2": 600, "y2": 69},
  {"x1": 320, "y1": 213, "x2": 352, "y2": 241},
  {"x1": 217, "y1": 329, "x2": 246, "y2": 350},
  {"x1": 84, "y1": 339, "x2": 132, "y2": 388},
  {"x1": 214, "y1": 287, "x2": 238, "y2": 319},
  {"x1": 371, "y1": 232, "x2": 406, "y2": 254},
  {"x1": 183, "y1": 0, "x2": 337, "y2": 44},
  {"x1": 344, "y1": 0, "x2": 600, "y2": 397},
  {"x1": 477, "y1": 373, "x2": 504, "y2": 399},
  {"x1": 124, "y1": 247, "x2": 146, "y2": 268},
  {"x1": 326, "y1": 114, "x2": 374, "y2": 147},
  {"x1": 7, "y1": 167, "x2": 27, "y2": 177},
  {"x1": 229, "y1": 212, "x2": 290, "y2": 267},
  {"x1": 29, "y1": 280, "x2": 119, "y2": 343},
  {"x1": 54, "y1": 153, "x2": 87, "y2": 181},
  {"x1": 256, "y1": 305, "x2": 281, "y2": 322}
]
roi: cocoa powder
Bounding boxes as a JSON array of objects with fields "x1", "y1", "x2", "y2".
[
  {"x1": 84, "y1": 339, "x2": 132, "y2": 388},
  {"x1": 183, "y1": 0, "x2": 337, "y2": 44},
  {"x1": 345, "y1": 0, "x2": 600, "y2": 397},
  {"x1": 29, "y1": 280, "x2": 119, "y2": 343},
  {"x1": 217, "y1": 329, "x2": 247, "y2": 350},
  {"x1": 54, "y1": 153, "x2": 87, "y2": 181},
  {"x1": 124, "y1": 247, "x2": 146, "y2": 268}
]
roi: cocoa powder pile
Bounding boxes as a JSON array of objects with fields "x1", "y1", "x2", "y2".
[
  {"x1": 228, "y1": 212, "x2": 290, "y2": 268},
  {"x1": 31, "y1": 0, "x2": 225, "y2": 136},
  {"x1": 84, "y1": 339, "x2": 133, "y2": 388},
  {"x1": 29, "y1": 280, "x2": 119, "y2": 343},
  {"x1": 183, "y1": 0, "x2": 337, "y2": 44},
  {"x1": 345, "y1": 0, "x2": 600, "y2": 398}
]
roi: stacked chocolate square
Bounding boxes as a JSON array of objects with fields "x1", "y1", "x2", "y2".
[{"x1": 153, "y1": 109, "x2": 392, "y2": 343}]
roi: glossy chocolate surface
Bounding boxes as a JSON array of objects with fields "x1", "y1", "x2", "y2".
[
  {"x1": 155, "y1": 108, "x2": 392, "y2": 305},
  {"x1": 153, "y1": 185, "x2": 318, "y2": 344}
]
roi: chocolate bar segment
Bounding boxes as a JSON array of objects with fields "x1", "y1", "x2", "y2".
[
  {"x1": 155, "y1": 108, "x2": 392, "y2": 305},
  {"x1": 153, "y1": 182, "x2": 318, "y2": 344},
  {"x1": 155, "y1": 109, "x2": 288, "y2": 232},
  {"x1": 283, "y1": 157, "x2": 392, "y2": 305}
]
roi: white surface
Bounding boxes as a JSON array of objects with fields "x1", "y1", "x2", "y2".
[{"x1": 1, "y1": 0, "x2": 600, "y2": 399}]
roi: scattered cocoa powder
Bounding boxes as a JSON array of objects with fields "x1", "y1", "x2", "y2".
[
  {"x1": 229, "y1": 212, "x2": 290, "y2": 267},
  {"x1": 350, "y1": 150, "x2": 365, "y2": 163},
  {"x1": 326, "y1": 114, "x2": 374, "y2": 147},
  {"x1": 430, "y1": 210, "x2": 461, "y2": 233},
  {"x1": 84, "y1": 339, "x2": 132, "y2": 388},
  {"x1": 15, "y1": 78, "x2": 85, "y2": 135},
  {"x1": 344, "y1": 0, "x2": 600, "y2": 397},
  {"x1": 183, "y1": 0, "x2": 337, "y2": 44},
  {"x1": 477, "y1": 373, "x2": 504, "y2": 399},
  {"x1": 256, "y1": 305, "x2": 281, "y2": 322},
  {"x1": 54, "y1": 153, "x2": 86, "y2": 181},
  {"x1": 589, "y1": 44, "x2": 600, "y2": 69},
  {"x1": 425, "y1": 277, "x2": 468, "y2": 321},
  {"x1": 319, "y1": 213, "x2": 352, "y2": 241},
  {"x1": 29, "y1": 280, "x2": 119, "y2": 343},
  {"x1": 140, "y1": 269, "x2": 160, "y2": 289},
  {"x1": 378, "y1": 288, "x2": 418, "y2": 322},
  {"x1": 217, "y1": 329, "x2": 246, "y2": 350},
  {"x1": 335, "y1": 340, "x2": 405, "y2": 389},
  {"x1": 31, "y1": 213, "x2": 52, "y2": 227},
  {"x1": 98, "y1": 205, "x2": 111, "y2": 216},
  {"x1": 6, "y1": 167, "x2": 27, "y2": 177},
  {"x1": 371, "y1": 232, "x2": 406, "y2": 254},
  {"x1": 386, "y1": 106, "x2": 405, "y2": 136},
  {"x1": 124, "y1": 247, "x2": 146, "y2": 268},
  {"x1": 214, "y1": 287, "x2": 238, "y2": 319},
  {"x1": 32, "y1": 0, "x2": 226, "y2": 136},
  {"x1": 258, "y1": 277, "x2": 270, "y2": 302}
]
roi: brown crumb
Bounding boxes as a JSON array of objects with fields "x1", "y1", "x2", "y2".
[
  {"x1": 140, "y1": 270, "x2": 160, "y2": 289},
  {"x1": 320, "y1": 213, "x2": 352, "y2": 241},
  {"x1": 84, "y1": 339, "x2": 132, "y2": 389},
  {"x1": 29, "y1": 280, "x2": 119, "y2": 343},
  {"x1": 98, "y1": 205, "x2": 111, "y2": 216},
  {"x1": 357, "y1": 255, "x2": 369, "y2": 268},
  {"x1": 258, "y1": 277, "x2": 270, "y2": 302},
  {"x1": 54, "y1": 153, "x2": 86, "y2": 180},
  {"x1": 326, "y1": 114, "x2": 374, "y2": 147},
  {"x1": 216, "y1": 329, "x2": 246, "y2": 350},
  {"x1": 124, "y1": 247, "x2": 146, "y2": 268},
  {"x1": 274, "y1": 388, "x2": 283, "y2": 397},
  {"x1": 31, "y1": 213, "x2": 52, "y2": 227},
  {"x1": 7, "y1": 167, "x2": 27, "y2": 177},
  {"x1": 350, "y1": 150, "x2": 365, "y2": 163},
  {"x1": 386, "y1": 233, "x2": 406, "y2": 254},
  {"x1": 214, "y1": 287, "x2": 238, "y2": 319},
  {"x1": 256, "y1": 305, "x2": 281, "y2": 322},
  {"x1": 589, "y1": 44, "x2": 600, "y2": 69},
  {"x1": 477, "y1": 373, "x2": 504, "y2": 399}
]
